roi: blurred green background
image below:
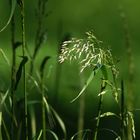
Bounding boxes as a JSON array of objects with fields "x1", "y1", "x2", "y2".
[{"x1": 0, "y1": 0, "x2": 140, "y2": 139}]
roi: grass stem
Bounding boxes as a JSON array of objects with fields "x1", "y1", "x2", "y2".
[
  {"x1": 9, "y1": 0, "x2": 16, "y2": 139},
  {"x1": 121, "y1": 80, "x2": 125, "y2": 140},
  {"x1": 20, "y1": 0, "x2": 28, "y2": 139},
  {"x1": 93, "y1": 79, "x2": 105, "y2": 140}
]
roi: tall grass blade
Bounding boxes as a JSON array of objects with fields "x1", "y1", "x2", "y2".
[
  {"x1": 43, "y1": 97, "x2": 55, "y2": 128},
  {"x1": 37, "y1": 130, "x2": 43, "y2": 140},
  {"x1": 46, "y1": 130, "x2": 59, "y2": 140},
  {"x1": 0, "y1": 48, "x2": 10, "y2": 66},
  {"x1": 0, "y1": 89, "x2": 9, "y2": 106},
  {"x1": 70, "y1": 129, "x2": 91, "y2": 140},
  {"x1": 29, "y1": 106, "x2": 36, "y2": 139},
  {"x1": 99, "y1": 128, "x2": 121, "y2": 140},
  {"x1": 34, "y1": 129, "x2": 59, "y2": 140},
  {"x1": 71, "y1": 69, "x2": 99, "y2": 103},
  {"x1": 50, "y1": 107, "x2": 66, "y2": 139},
  {"x1": 16, "y1": 122, "x2": 22, "y2": 140},
  {"x1": 43, "y1": 97, "x2": 50, "y2": 114},
  {"x1": 2, "y1": 120, "x2": 10, "y2": 140}
]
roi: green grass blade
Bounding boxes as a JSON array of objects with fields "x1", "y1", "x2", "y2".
[
  {"x1": 43, "y1": 97, "x2": 50, "y2": 113},
  {"x1": 0, "y1": 89, "x2": 9, "y2": 106},
  {"x1": 0, "y1": 0, "x2": 16, "y2": 32},
  {"x1": 99, "y1": 128, "x2": 121, "y2": 140},
  {"x1": 50, "y1": 107, "x2": 66, "y2": 139},
  {"x1": 37, "y1": 130, "x2": 43, "y2": 140},
  {"x1": 71, "y1": 70, "x2": 98, "y2": 103},
  {"x1": 29, "y1": 106, "x2": 36, "y2": 139},
  {"x1": 0, "y1": 48, "x2": 10, "y2": 66},
  {"x1": 34, "y1": 129, "x2": 59, "y2": 140},
  {"x1": 46, "y1": 130, "x2": 59, "y2": 140},
  {"x1": 70, "y1": 129, "x2": 91, "y2": 140},
  {"x1": 2, "y1": 120, "x2": 10, "y2": 140}
]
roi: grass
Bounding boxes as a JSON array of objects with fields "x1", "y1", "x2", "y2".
[{"x1": 0, "y1": 0, "x2": 138, "y2": 140}]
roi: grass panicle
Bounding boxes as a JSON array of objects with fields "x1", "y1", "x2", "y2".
[
  {"x1": 0, "y1": 0, "x2": 137, "y2": 138},
  {"x1": 59, "y1": 31, "x2": 120, "y2": 140}
]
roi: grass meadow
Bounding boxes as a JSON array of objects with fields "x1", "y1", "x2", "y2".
[{"x1": 0, "y1": 0, "x2": 140, "y2": 140}]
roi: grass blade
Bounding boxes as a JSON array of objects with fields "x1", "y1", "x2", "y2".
[
  {"x1": 29, "y1": 106, "x2": 36, "y2": 139},
  {"x1": 2, "y1": 120, "x2": 10, "y2": 140},
  {"x1": 0, "y1": 89, "x2": 9, "y2": 106},
  {"x1": 46, "y1": 130, "x2": 59, "y2": 140},
  {"x1": 70, "y1": 129, "x2": 91, "y2": 140},
  {"x1": 71, "y1": 69, "x2": 98, "y2": 103},
  {"x1": 37, "y1": 130, "x2": 43, "y2": 140},
  {"x1": 50, "y1": 107, "x2": 66, "y2": 139},
  {"x1": 0, "y1": 48, "x2": 10, "y2": 66}
]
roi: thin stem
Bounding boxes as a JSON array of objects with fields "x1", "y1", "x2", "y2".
[
  {"x1": 41, "y1": 77, "x2": 46, "y2": 140},
  {"x1": 40, "y1": 56, "x2": 50, "y2": 140},
  {"x1": 20, "y1": 0, "x2": 28, "y2": 140},
  {"x1": 9, "y1": 0, "x2": 16, "y2": 139},
  {"x1": 40, "y1": 63, "x2": 46, "y2": 140},
  {"x1": 93, "y1": 79, "x2": 105, "y2": 140},
  {"x1": 121, "y1": 80, "x2": 125, "y2": 140},
  {"x1": 11, "y1": 16, "x2": 16, "y2": 140}
]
